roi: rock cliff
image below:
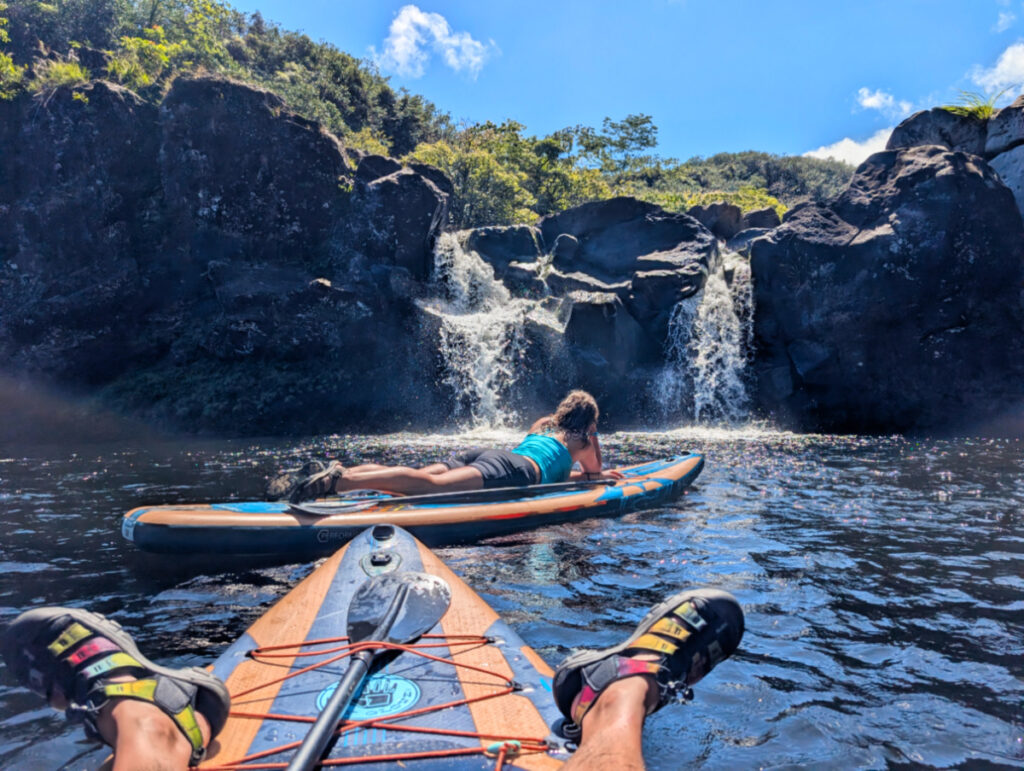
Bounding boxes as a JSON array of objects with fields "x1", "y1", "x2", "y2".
[
  {"x1": 0, "y1": 78, "x2": 449, "y2": 435},
  {"x1": 750, "y1": 144, "x2": 1024, "y2": 433}
]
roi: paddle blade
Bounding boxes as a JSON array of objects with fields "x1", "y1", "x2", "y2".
[{"x1": 346, "y1": 571, "x2": 451, "y2": 644}]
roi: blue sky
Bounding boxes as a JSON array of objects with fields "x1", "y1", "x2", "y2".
[{"x1": 227, "y1": 0, "x2": 1024, "y2": 164}]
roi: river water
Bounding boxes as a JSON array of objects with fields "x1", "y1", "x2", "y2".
[{"x1": 0, "y1": 428, "x2": 1022, "y2": 769}]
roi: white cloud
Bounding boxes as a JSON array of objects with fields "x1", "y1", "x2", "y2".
[
  {"x1": 803, "y1": 128, "x2": 893, "y2": 166},
  {"x1": 373, "y1": 5, "x2": 494, "y2": 79},
  {"x1": 994, "y1": 11, "x2": 1016, "y2": 32},
  {"x1": 856, "y1": 87, "x2": 913, "y2": 118},
  {"x1": 971, "y1": 41, "x2": 1024, "y2": 92}
]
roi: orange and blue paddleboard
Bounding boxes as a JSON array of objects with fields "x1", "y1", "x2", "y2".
[
  {"x1": 123, "y1": 454, "x2": 704, "y2": 556},
  {"x1": 200, "y1": 524, "x2": 569, "y2": 770}
]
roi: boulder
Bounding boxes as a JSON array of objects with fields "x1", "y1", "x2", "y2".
[
  {"x1": 687, "y1": 201, "x2": 743, "y2": 240},
  {"x1": 361, "y1": 169, "x2": 449, "y2": 280},
  {"x1": 725, "y1": 227, "x2": 772, "y2": 257},
  {"x1": 886, "y1": 108, "x2": 986, "y2": 156},
  {"x1": 409, "y1": 162, "x2": 455, "y2": 200},
  {"x1": 741, "y1": 207, "x2": 781, "y2": 230},
  {"x1": 563, "y1": 291, "x2": 661, "y2": 373},
  {"x1": 545, "y1": 269, "x2": 626, "y2": 297},
  {"x1": 750, "y1": 145, "x2": 1024, "y2": 433},
  {"x1": 985, "y1": 95, "x2": 1024, "y2": 157},
  {"x1": 551, "y1": 233, "x2": 579, "y2": 261},
  {"x1": 502, "y1": 262, "x2": 548, "y2": 298},
  {"x1": 159, "y1": 78, "x2": 355, "y2": 265},
  {"x1": 540, "y1": 197, "x2": 710, "y2": 279},
  {"x1": 356, "y1": 154, "x2": 403, "y2": 182},
  {"x1": 625, "y1": 263, "x2": 708, "y2": 344},
  {"x1": 988, "y1": 144, "x2": 1024, "y2": 219},
  {"x1": 465, "y1": 225, "x2": 542, "y2": 269}
]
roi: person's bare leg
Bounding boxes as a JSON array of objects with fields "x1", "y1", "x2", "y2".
[
  {"x1": 563, "y1": 670, "x2": 657, "y2": 771},
  {"x1": 50, "y1": 682, "x2": 211, "y2": 771},
  {"x1": 335, "y1": 465, "x2": 484, "y2": 495},
  {"x1": 345, "y1": 462, "x2": 451, "y2": 476}
]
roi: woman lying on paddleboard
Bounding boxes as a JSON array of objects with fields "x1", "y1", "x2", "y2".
[{"x1": 285, "y1": 389, "x2": 623, "y2": 502}]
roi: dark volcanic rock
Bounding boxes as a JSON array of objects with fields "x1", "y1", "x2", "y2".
[
  {"x1": 535, "y1": 197, "x2": 718, "y2": 345},
  {"x1": 564, "y1": 291, "x2": 660, "y2": 372},
  {"x1": 466, "y1": 225, "x2": 542, "y2": 270},
  {"x1": 540, "y1": 197, "x2": 716, "y2": 280},
  {"x1": 551, "y1": 233, "x2": 579, "y2": 262},
  {"x1": 160, "y1": 78, "x2": 355, "y2": 264},
  {"x1": 741, "y1": 207, "x2": 781, "y2": 230},
  {"x1": 750, "y1": 145, "x2": 1024, "y2": 433},
  {"x1": 360, "y1": 169, "x2": 449, "y2": 280},
  {"x1": 726, "y1": 228, "x2": 772, "y2": 257},
  {"x1": 0, "y1": 77, "x2": 452, "y2": 435},
  {"x1": 687, "y1": 201, "x2": 743, "y2": 240},
  {"x1": 0, "y1": 82, "x2": 161, "y2": 384},
  {"x1": 356, "y1": 154, "x2": 403, "y2": 182},
  {"x1": 986, "y1": 95, "x2": 1024, "y2": 157},
  {"x1": 886, "y1": 108, "x2": 986, "y2": 156}
]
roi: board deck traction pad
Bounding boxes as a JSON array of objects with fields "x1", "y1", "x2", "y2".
[
  {"x1": 200, "y1": 525, "x2": 570, "y2": 769},
  {"x1": 124, "y1": 454, "x2": 704, "y2": 555}
]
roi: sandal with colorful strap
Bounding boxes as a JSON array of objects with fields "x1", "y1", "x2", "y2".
[
  {"x1": 289, "y1": 460, "x2": 346, "y2": 503},
  {"x1": 552, "y1": 588, "x2": 744, "y2": 736},
  {"x1": 1, "y1": 606, "x2": 230, "y2": 766}
]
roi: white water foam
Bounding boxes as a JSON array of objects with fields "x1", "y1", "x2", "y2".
[
  {"x1": 421, "y1": 233, "x2": 547, "y2": 428},
  {"x1": 654, "y1": 255, "x2": 753, "y2": 423}
]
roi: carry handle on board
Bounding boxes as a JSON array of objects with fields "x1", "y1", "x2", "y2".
[
  {"x1": 286, "y1": 570, "x2": 452, "y2": 771},
  {"x1": 288, "y1": 477, "x2": 614, "y2": 515}
]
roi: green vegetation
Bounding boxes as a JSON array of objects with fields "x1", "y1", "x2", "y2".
[
  {"x1": 4, "y1": 0, "x2": 855, "y2": 228},
  {"x1": 941, "y1": 89, "x2": 1007, "y2": 120},
  {"x1": 28, "y1": 56, "x2": 89, "y2": 92},
  {"x1": 0, "y1": 1, "x2": 25, "y2": 99},
  {"x1": 642, "y1": 185, "x2": 787, "y2": 220}
]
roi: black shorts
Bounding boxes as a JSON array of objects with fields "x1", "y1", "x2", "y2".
[{"x1": 444, "y1": 448, "x2": 539, "y2": 488}]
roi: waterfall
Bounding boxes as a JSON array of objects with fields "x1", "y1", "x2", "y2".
[
  {"x1": 420, "y1": 233, "x2": 537, "y2": 428},
  {"x1": 654, "y1": 255, "x2": 753, "y2": 423}
]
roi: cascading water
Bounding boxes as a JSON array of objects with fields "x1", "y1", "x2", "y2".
[
  {"x1": 654, "y1": 254, "x2": 753, "y2": 423},
  {"x1": 421, "y1": 233, "x2": 547, "y2": 428}
]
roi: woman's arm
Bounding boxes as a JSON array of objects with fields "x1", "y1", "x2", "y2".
[
  {"x1": 568, "y1": 433, "x2": 623, "y2": 480},
  {"x1": 528, "y1": 416, "x2": 553, "y2": 434}
]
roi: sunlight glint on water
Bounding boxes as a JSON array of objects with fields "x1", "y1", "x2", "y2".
[{"x1": 1, "y1": 431, "x2": 1022, "y2": 769}]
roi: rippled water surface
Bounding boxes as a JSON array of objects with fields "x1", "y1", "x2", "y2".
[{"x1": 1, "y1": 429, "x2": 1022, "y2": 769}]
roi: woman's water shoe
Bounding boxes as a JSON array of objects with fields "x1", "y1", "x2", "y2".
[
  {"x1": 264, "y1": 460, "x2": 327, "y2": 501},
  {"x1": 1, "y1": 606, "x2": 230, "y2": 765},
  {"x1": 552, "y1": 588, "x2": 744, "y2": 732},
  {"x1": 289, "y1": 460, "x2": 346, "y2": 503}
]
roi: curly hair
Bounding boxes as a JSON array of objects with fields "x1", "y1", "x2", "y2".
[{"x1": 549, "y1": 390, "x2": 599, "y2": 442}]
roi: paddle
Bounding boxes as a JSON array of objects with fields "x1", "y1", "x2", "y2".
[
  {"x1": 288, "y1": 477, "x2": 615, "y2": 516},
  {"x1": 286, "y1": 571, "x2": 452, "y2": 771}
]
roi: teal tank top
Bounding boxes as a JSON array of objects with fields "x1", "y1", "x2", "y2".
[{"x1": 512, "y1": 434, "x2": 573, "y2": 484}]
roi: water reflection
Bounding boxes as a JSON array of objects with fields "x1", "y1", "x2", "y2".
[{"x1": 0, "y1": 432, "x2": 1021, "y2": 768}]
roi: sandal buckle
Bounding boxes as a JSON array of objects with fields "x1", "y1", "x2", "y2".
[{"x1": 663, "y1": 679, "x2": 694, "y2": 706}]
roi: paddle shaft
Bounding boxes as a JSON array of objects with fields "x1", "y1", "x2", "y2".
[
  {"x1": 290, "y1": 477, "x2": 612, "y2": 515},
  {"x1": 286, "y1": 584, "x2": 410, "y2": 771}
]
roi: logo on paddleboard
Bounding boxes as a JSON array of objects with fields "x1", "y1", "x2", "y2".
[{"x1": 316, "y1": 673, "x2": 421, "y2": 719}]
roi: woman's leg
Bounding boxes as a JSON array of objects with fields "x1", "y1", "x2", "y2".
[
  {"x1": 345, "y1": 462, "x2": 452, "y2": 475},
  {"x1": 562, "y1": 676, "x2": 653, "y2": 771},
  {"x1": 335, "y1": 465, "x2": 484, "y2": 495}
]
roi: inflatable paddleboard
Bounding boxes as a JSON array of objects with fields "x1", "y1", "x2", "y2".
[
  {"x1": 123, "y1": 454, "x2": 703, "y2": 556},
  {"x1": 200, "y1": 524, "x2": 569, "y2": 769}
]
